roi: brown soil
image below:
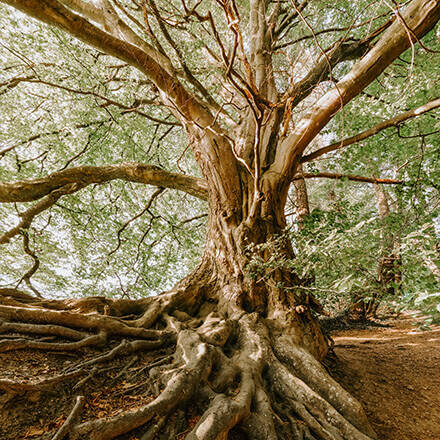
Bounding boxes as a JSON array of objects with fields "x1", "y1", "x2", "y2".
[{"x1": 329, "y1": 312, "x2": 440, "y2": 440}]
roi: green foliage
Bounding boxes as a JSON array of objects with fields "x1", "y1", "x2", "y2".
[
  {"x1": 0, "y1": 5, "x2": 207, "y2": 297},
  {"x1": 246, "y1": 181, "x2": 440, "y2": 322}
]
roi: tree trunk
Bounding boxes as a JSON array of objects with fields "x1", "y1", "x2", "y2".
[
  {"x1": 293, "y1": 164, "x2": 311, "y2": 230},
  {"x1": 0, "y1": 172, "x2": 377, "y2": 439},
  {"x1": 350, "y1": 185, "x2": 402, "y2": 319}
]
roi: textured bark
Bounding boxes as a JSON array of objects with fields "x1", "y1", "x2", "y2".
[
  {"x1": 0, "y1": 287, "x2": 376, "y2": 440},
  {"x1": 293, "y1": 164, "x2": 310, "y2": 229},
  {"x1": 0, "y1": 163, "x2": 208, "y2": 203}
]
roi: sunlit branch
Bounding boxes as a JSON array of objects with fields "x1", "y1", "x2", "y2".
[
  {"x1": 302, "y1": 96, "x2": 440, "y2": 163},
  {"x1": 284, "y1": 18, "x2": 394, "y2": 109},
  {"x1": 0, "y1": 163, "x2": 208, "y2": 203},
  {"x1": 0, "y1": 0, "x2": 211, "y2": 126},
  {"x1": 269, "y1": 0, "x2": 440, "y2": 181},
  {"x1": 59, "y1": 0, "x2": 175, "y2": 75},
  {"x1": 293, "y1": 172, "x2": 404, "y2": 185}
]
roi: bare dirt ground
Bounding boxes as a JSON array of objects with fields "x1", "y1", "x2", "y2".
[{"x1": 329, "y1": 313, "x2": 440, "y2": 440}]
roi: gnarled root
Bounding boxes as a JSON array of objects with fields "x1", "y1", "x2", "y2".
[
  {"x1": 0, "y1": 293, "x2": 376, "y2": 440},
  {"x1": 72, "y1": 330, "x2": 215, "y2": 440}
]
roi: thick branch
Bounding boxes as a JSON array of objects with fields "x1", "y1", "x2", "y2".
[
  {"x1": 0, "y1": 163, "x2": 208, "y2": 203},
  {"x1": 249, "y1": 0, "x2": 276, "y2": 100},
  {"x1": 58, "y1": 0, "x2": 175, "y2": 75},
  {"x1": 269, "y1": 0, "x2": 440, "y2": 180},
  {"x1": 284, "y1": 25, "x2": 374, "y2": 108},
  {"x1": 302, "y1": 96, "x2": 440, "y2": 163},
  {"x1": 0, "y1": 0, "x2": 212, "y2": 126}
]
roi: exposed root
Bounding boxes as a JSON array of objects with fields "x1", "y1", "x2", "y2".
[
  {"x1": 0, "y1": 319, "x2": 88, "y2": 340},
  {"x1": 0, "y1": 371, "x2": 84, "y2": 394},
  {"x1": 240, "y1": 386, "x2": 278, "y2": 440},
  {"x1": 114, "y1": 354, "x2": 138, "y2": 379},
  {"x1": 0, "y1": 304, "x2": 174, "y2": 340},
  {"x1": 0, "y1": 292, "x2": 377, "y2": 440},
  {"x1": 0, "y1": 331, "x2": 107, "y2": 353},
  {"x1": 0, "y1": 370, "x2": 85, "y2": 409},
  {"x1": 139, "y1": 415, "x2": 168, "y2": 440},
  {"x1": 0, "y1": 288, "x2": 39, "y2": 303},
  {"x1": 271, "y1": 339, "x2": 375, "y2": 437},
  {"x1": 186, "y1": 369, "x2": 253, "y2": 440},
  {"x1": 69, "y1": 339, "x2": 165, "y2": 371},
  {"x1": 51, "y1": 395, "x2": 85, "y2": 440},
  {"x1": 73, "y1": 364, "x2": 122, "y2": 390},
  {"x1": 72, "y1": 330, "x2": 214, "y2": 440}
]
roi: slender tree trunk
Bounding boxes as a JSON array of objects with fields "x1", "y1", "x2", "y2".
[
  {"x1": 351, "y1": 185, "x2": 402, "y2": 319},
  {"x1": 293, "y1": 164, "x2": 311, "y2": 230}
]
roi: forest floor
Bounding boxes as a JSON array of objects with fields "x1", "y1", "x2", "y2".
[
  {"x1": 0, "y1": 311, "x2": 439, "y2": 440},
  {"x1": 329, "y1": 312, "x2": 440, "y2": 440}
]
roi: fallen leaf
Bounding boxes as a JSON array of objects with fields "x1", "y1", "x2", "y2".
[{"x1": 25, "y1": 427, "x2": 45, "y2": 437}]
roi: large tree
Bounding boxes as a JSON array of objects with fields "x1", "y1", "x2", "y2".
[{"x1": 1, "y1": 0, "x2": 440, "y2": 439}]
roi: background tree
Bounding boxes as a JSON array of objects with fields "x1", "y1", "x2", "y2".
[{"x1": 0, "y1": 0, "x2": 440, "y2": 439}]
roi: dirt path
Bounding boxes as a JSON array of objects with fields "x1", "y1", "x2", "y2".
[{"x1": 329, "y1": 313, "x2": 440, "y2": 440}]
